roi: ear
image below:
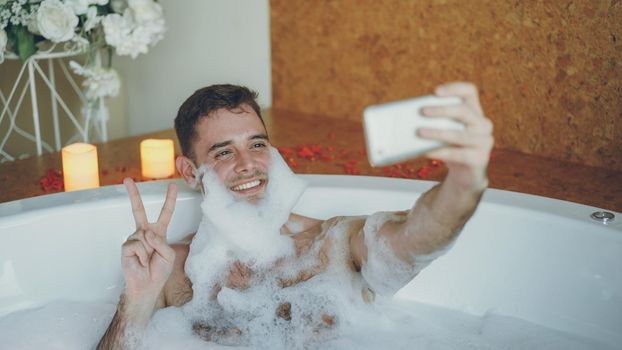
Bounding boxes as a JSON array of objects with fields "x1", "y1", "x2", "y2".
[{"x1": 176, "y1": 155, "x2": 198, "y2": 187}]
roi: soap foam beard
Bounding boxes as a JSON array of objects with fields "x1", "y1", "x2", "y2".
[{"x1": 195, "y1": 147, "x2": 307, "y2": 263}]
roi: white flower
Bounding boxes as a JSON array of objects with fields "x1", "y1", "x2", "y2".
[
  {"x1": 64, "y1": 0, "x2": 89, "y2": 15},
  {"x1": 36, "y1": 0, "x2": 78, "y2": 43},
  {"x1": 102, "y1": 6, "x2": 164, "y2": 59},
  {"x1": 128, "y1": 0, "x2": 161, "y2": 25},
  {"x1": 27, "y1": 13, "x2": 41, "y2": 34},
  {"x1": 65, "y1": 0, "x2": 108, "y2": 15},
  {"x1": 109, "y1": 0, "x2": 126, "y2": 13},
  {"x1": 68, "y1": 34, "x2": 89, "y2": 51},
  {"x1": 69, "y1": 60, "x2": 120, "y2": 99},
  {"x1": 102, "y1": 12, "x2": 132, "y2": 46},
  {"x1": 83, "y1": 5, "x2": 100, "y2": 31},
  {"x1": 0, "y1": 29, "x2": 7, "y2": 64}
]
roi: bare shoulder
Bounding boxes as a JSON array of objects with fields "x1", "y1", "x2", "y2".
[
  {"x1": 163, "y1": 234, "x2": 194, "y2": 307},
  {"x1": 286, "y1": 213, "x2": 323, "y2": 233},
  {"x1": 170, "y1": 233, "x2": 194, "y2": 264}
]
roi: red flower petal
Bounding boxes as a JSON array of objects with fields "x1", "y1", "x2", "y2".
[
  {"x1": 430, "y1": 159, "x2": 443, "y2": 167},
  {"x1": 417, "y1": 166, "x2": 431, "y2": 179}
]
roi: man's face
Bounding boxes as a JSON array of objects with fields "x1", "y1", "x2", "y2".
[{"x1": 191, "y1": 106, "x2": 271, "y2": 200}]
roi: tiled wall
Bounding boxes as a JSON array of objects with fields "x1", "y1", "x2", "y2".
[{"x1": 271, "y1": 0, "x2": 622, "y2": 171}]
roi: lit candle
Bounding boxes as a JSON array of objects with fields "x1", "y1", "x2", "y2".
[
  {"x1": 61, "y1": 143, "x2": 100, "y2": 192},
  {"x1": 140, "y1": 139, "x2": 175, "y2": 179}
]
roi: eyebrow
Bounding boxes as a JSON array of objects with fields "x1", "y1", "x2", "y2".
[{"x1": 207, "y1": 134, "x2": 269, "y2": 154}]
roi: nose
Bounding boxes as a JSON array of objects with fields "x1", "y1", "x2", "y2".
[{"x1": 234, "y1": 150, "x2": 256, "y2": 174}]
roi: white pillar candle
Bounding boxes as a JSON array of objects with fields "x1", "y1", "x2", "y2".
[
  {"x1": 140, "y1": 139, "x2": 175, "y2": 179},
  {"x1": 61, "y1": 143, "x2": 100, "y2": 192}
]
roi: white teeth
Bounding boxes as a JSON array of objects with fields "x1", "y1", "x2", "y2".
[{"x1": 232, "y1": 180, "x2": 261, "y2": 191}]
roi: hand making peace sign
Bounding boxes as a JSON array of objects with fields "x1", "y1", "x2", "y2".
[{"x1": 121, "y1": 178, "x2": 178, "y2": 299}]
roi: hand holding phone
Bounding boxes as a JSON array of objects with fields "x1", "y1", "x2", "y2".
[{"x1": 363, "y1": 95, "x2": 464, "y2": 167}]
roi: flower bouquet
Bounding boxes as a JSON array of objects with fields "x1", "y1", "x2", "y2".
[{"x1": 0, "y1": 0, "x2": 165, "y2": 100}]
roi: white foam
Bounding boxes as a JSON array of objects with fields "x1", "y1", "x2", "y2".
[
  {"x1": 189, "y1": 147, "x2": 306, "y2": 260},
  {"x1": 0, "y1": 299, "x2": 614, "y2": 350},
  {"x1": 361, "y1": 211, "x2": 454, "y2": 296},
  {"x1": 0, "y1": 301, "x2": 115, "y2": 350},
  {"x1": 183, "y1": 147, "x2": 309, "y2": 334}
]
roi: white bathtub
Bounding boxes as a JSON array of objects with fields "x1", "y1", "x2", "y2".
[{"x1": 0, "y1": 175, "x2": 620, "y2": 348}]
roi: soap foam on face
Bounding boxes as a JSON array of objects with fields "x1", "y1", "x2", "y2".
[
  {"x1": 182, "y1": 147, "x2": 312, "y2": 342},
  {"x1": 190, "y1": 147, "x2": 306, "y2": 263}
]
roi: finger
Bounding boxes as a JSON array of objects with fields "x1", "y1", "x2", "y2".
[
  {"x1": 434, "y1": 82, "x2": 483, "y2": 115},
  {"x1": 418, "y1": 128, "x2": 489, "y2": 148},
  {"x1": 425, "y1": 147, "x2": 491, "y2": 166},
  {"x1": 421, "y1": 104, "x2": 484, "y2": 130},
  {"x1": 124, "y1": 178, "x2": 148, "y2": 229},
  {"x1": 230, "y1": 261, "x2": 242, "y2": 277},
  {"x1": 127, "y1": 230, "x2": 154, "y2": 255},
  {"x1": 122, "y1": 240, "x2": 149, "y2": 267},
  {"x1": 145, "y1": 230, "x2": 175, "y2": 264},
  {"x1": 157, "y1": 183, "x2": 178, "y2": 230}
]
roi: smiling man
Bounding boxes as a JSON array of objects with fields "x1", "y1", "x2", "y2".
[
  {"x1": 174, "y1": 90, "x2": 272, "y2": 201},
  {"x1": 97, "y1": 83, "x2": 494, "y2": 349}
]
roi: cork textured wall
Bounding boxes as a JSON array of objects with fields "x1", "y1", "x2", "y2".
[{"x1": 271, "y1": 0, "x2": 622, "y2": 171}]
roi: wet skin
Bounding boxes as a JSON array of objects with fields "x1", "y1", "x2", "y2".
[
  {"x1": 97, "y1": 82, "x2": 494, "y2": 350},
  {"x1": 169, "y1": 106, "x2": 349, "y2": 327}
]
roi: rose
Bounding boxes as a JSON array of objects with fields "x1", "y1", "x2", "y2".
[
  {"x1": 36, "y1": 0, "x2": 78, "y2": 43},
  {"x1": 0, "y1": 29, "x2": 7, "y2": 64},
  {"x1": 128, "y1": 0, "x2": 162, "y2": 25}
]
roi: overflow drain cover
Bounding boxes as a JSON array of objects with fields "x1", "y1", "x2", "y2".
[{"x1": 590, "y1": 211, "x2": 615, "y2": 224}]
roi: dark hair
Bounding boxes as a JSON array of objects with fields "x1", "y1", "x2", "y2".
[{"x1": 174, "y1": 84, "x2": 264, "y2": 159}]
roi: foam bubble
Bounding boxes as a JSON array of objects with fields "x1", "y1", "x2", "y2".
[
  {"x1": 189, "y1": 147, "x2": 306, "y2": 262},
  {"x1": 0, "y1": 298, "x2": 613, "y2": 350},
  {"x1": 361, "y1": 211, "x2": 453, "y2": 296},
  {"x1": 182, "y1": 148, "x2": 310, "y2": 336},
  {"x1": 0, "y1": 301, "x2": 115, "y2": 350}
]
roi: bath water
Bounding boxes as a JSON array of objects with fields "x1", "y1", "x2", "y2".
[{"x1": 0, "y1": 298, "x2": 614, "y2": 349}]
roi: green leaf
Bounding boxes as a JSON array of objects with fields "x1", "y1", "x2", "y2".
[
  {"x1": 96, "y1": 4, "x2": 112, "y2": 16},
  {"x1": 11, "y1": 26, "x2": 37, "y2": 63}
]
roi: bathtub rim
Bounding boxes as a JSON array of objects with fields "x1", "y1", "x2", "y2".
[{"x1": 0, "y1": 175, "x2": 620, "y2": 231}]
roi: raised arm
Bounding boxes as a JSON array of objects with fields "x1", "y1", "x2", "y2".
[
  {"x1": 97, "y1": 179, "x2": 177, "y2": 350},
  {"x1": 350, "y1": 82, "x2": 493, "y2": 293}
]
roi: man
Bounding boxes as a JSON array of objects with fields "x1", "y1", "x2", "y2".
[{"x1": 97, "y1": 82, "x2": 493, "y2": 349}]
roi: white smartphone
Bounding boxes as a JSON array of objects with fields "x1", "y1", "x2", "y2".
[{"x1": 363, "y1": 95, "x2": 464, "y2": 167}]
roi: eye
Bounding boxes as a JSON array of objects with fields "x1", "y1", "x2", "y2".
[
  {"x1": 215, "y1": 149, "x2": 233, "y2": 160},
  {"x1": 251, "y1": 142, "x2": 267, "y2": 149}
]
